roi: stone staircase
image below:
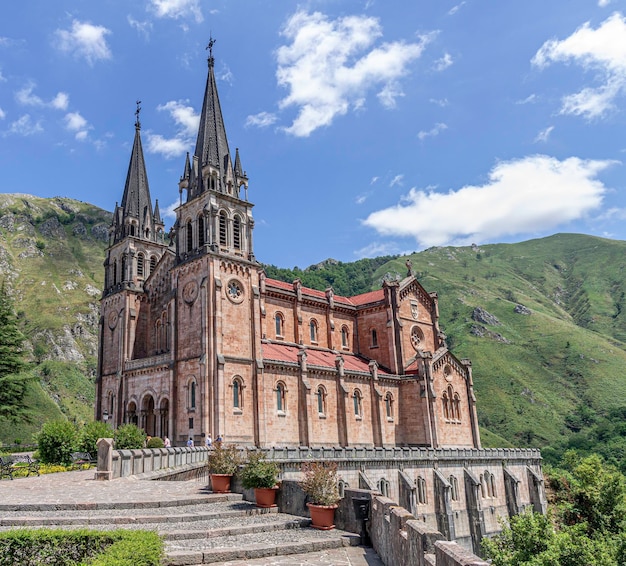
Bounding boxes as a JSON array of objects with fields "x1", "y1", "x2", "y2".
[{"x1": 0, "y1": 492, "x2": 360, "y2": 565}]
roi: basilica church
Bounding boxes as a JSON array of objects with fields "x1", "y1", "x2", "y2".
[{"x1": 95, "y1": 48, "x2": 482, "y2": 450}]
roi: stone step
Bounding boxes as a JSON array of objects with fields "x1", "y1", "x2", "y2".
[
  {"x1": 165, "y1": 529, "x2": 361, "y2": 565},
  {"x1": 0, "y1": 501, "x2": 273, "y2": 527},
  {"x1": 0, "y1": 491, "x2": 236, "y2": 513}
]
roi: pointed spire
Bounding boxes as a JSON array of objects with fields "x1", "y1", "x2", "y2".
[
  {"x1": 194, "y1": 37, "x2": 232, "y2": 173},
  {"x1": 182, "y1": 152, "x2": 191, "y2": 180},
  {"x1": 115, "y1": 103, "x2": 156, "y2": 244}
]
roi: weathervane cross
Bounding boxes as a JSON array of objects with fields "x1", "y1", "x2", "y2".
[
  {"x1": 135, "y1": 100, "x2": 142, "y2": 128},
  {"x1": 206, "y1": 35, "x2": 216, "y2": 58}
]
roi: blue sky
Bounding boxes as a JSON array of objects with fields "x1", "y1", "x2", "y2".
[{"x1": 1, "y1": 1, "x2": 626, "y2": 268}]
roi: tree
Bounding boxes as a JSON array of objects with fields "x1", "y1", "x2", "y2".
[{"x1": 0, "y1": 280, "x2": 31, "y2": 421}]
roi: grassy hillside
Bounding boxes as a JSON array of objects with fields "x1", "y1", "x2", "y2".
[{"x1": 0, "y1": 194, "x2": 110, "y2": 445}]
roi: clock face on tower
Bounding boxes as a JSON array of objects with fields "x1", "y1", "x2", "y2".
[
  {"x1": 227, "y1": 279, "x2": 244, "y2": 303},
  {"x1": 182, "y1": 280, "x2": 199, "y2": 304},
  {"x1": 107, "y1": 310, "x2": 118, "y2": 330}
]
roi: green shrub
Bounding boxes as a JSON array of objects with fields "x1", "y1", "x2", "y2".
[
  {"x1": 146, "y1": 436, "x2": 164, "y2": 449},
  {"x1": 241, "y1": 451, "x2": 280, "y2": 489},
  {"x1": 36, "y1": 420, "x2": 78, "y2": 465},
  {"x1": 0, "y1": 529, "x2": 162, "y2": 566},
  {"x1": 207, "y1": 443, "x2": 242, "y2": 475},
  {"x1": 114, "y1": 424, "x2": 146, "y2": 450},
  {"x1": 78, "y1": 420, "x2": 113, "y2": 457}
]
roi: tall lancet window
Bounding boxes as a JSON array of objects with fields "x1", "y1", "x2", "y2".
[
  {"x1": 233, "y1": 216, "x2": 241, "y2": 250},
  {"x1": 186, "y1": 220, "x2": 193, "y2": 252},
  {"x1": 198, "y1": 215, "x2": 205, "y2": 248},
  {"x1": 219, "y1": 212, "x2": 228, "y2": 247}
]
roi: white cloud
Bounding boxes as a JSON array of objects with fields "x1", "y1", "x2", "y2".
[
  {"x1": 245, "y1": 112, "x2": 277, "y2": 128},
  {"x1": 355, "y1": 193, "x2": 369, "y2": 205},
  {"x1": 534, "y1": 125, "x2": 554, "y2": 143},
  {"x1": 64, "y1": 111, "x2": 92, "y2": 140},
  {"x1": 0, "y1": 70, "x2": 6, "y2": 83},
  {"x1": 516, "y1": 93, "x2": 537, "y2": 105},
  {"x1": 417, "y1": 122, "x2": 447, "y2": 140},
  {"x1": 599, "y1": 0, "x2": 612, "y2": 6},
  {"x1": 16, "y1": 83, "x2": 69, "y2": 110},
  {"x1": 363, "y1": 155, "x2": 613, "y2": 247},
  {"x1": 163, "y1": 199, "x2": 179, "y2": 221},
  {"x1": 146, "y1": 100, "x2": 199, "y2": 158},
  {"x1": 390, "y1": 174, "x2": 404, "y2": 188},
  {"x1": 429, "y1": 97, "x2": 449, "y2": 107},
  {"x1": 370, "y1": 176, "x2": 379, "y2": 184},
  {"x1": 128, "y1": 15, "x2": 152, "y2": 40},
  {"x1": 157, "y1": 100, "x2": 198, "y2": 137},
  {"x1": 532, "y1": 13, "x2": 626, "y2": 119},
  {"x1": 149, "y1": 0, "x2": 203, "y2": 23},
  {"x1": 0, "y1": 107, "x2": 5, "y2": 119},
  {"x1": 448, "y1": 2, "x2": 466, "y2": 16},
  {"x1": 354, "y1": 241, "x2": 402, "y2": 259},
  {"x1": 275, "y1": 10, "x2": 429, "y2": 137},
  {"x1": 4, "y1": 114, "x2": 43, "y2": 136},
  {"x1": 55, "y1": 20, "x2": 112, "y2": 65},
  {"x1": 434, "y1": 52, "x2": 453, "y2": 71},
  {"x1": 218, "y1": 64, "x2": 233, "y2": 85}
]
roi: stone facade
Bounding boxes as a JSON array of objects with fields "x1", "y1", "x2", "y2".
[{"x1": 95, "y1": 50, "x2": 482, "y2": 452}]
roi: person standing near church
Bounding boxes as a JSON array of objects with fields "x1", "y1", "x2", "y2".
[
  {"x1": 187, "y1": 437, "x2": 194, "y2": 448},
  {"x1": 205, "y1": 434, "x2": 212, "y2": 449}
]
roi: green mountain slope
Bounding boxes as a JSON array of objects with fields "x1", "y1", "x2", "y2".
[{"x1": 0, "y1": 194, "x2": 110, "y2": 444}]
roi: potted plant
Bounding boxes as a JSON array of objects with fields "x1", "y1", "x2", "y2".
[
  {"x1": 207, "y1": 443, "x2": 241, "y2": 493},
  {"x1": 300, "y1": 461, "x2": 341, "y2": 530},
  {"x1": 240, "y1": 450, "x2": 280, "y2": 508}
]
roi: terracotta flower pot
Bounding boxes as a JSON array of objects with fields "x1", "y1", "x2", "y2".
[
  {"x1": 254, "y1": 487, "x2": 278, "y2": 508},
  {"x1": 307, "y1": 502, "x2": 338, "y2": 530},
  {"x1": 210, "y1": 473, "x2": 233, "y2": 493}
]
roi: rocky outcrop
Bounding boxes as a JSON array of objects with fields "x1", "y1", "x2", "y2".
[
  {"x1": 40, "y1": 216, "x2": 66, "y2": 239},
  {"x1": 514, "y1": 304, "x2": 532, "y2": 315},
  {"x1": 470, "y1": 324, "x2": 510, "y2": 344},
  {"x1": 471, "y1": 306, "x2": 501, "y2": 326}
]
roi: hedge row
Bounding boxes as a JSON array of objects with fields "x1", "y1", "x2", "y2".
[{"x1": 0, "y1": 529, "x2": 163, "y2": 566}]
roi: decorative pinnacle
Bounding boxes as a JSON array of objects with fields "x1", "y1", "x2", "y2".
[{"x1": 135, "y1": 100, "x2": 142, "y2": 129}]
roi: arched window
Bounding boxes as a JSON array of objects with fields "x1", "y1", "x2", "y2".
[
  {"x1": 371, "y1": 328, "x2": 378, "y2": 348},
  {"x1": 385, "y1": 392, "x2": 394, "y2": 419},
  {"x1": 233, "y1": 216, "x2": 241, "y2": 250},
  {"x1": 480, "y1": 474, "x2": 486, "y2": 498},
  {"x1": 453, "y1": 393, "x2": 461, "y2": 421},
  {"x1": 219, "y1": 212, "x2": 228, "y2": 246},
  {"x1": 121, "y1": 256, "x2": 127, "y2": 282},
  {"x1": 198, "y1": 215, "x2": 205, "y2": 247},
  {"x1": 483, "y1": 471, "x2": 496, "y2": 497},
  {"x1": 310, "y1": 319, "x2": 318, "y2": 343},
  {"x1": 276, "y1": 382, "x2": 286, "y2": 412},
  {"x1": 417, "y1": 476, "x2": 428, "y2": 504},
  {"x1": 442, "y1": 390, "x2": 450, "y2": 420},
  {"x1": 275, "y1": 313, "x2": 284, "y2": 337},
  {"x1": 113, "y1": 260, "x2": 117, "y2": 284},
  {"x1": 450, "y1": 475, "x2": 459, "y2": 501},
  {"x1": 353, "y1": 389, "x2": 362, "y2": 417},
  {"x1": 316, "y1": 386, "x2": 326, "y2": 415},
  {"x1": 130, "y1": 224, "x2": 136, "y2": 237},
  {"x1": 186, "y1": 220, "x2": 193, "y2": 252},
  {"x1": 137, "y1": 253, "x2": 145, "y2": 277},
  {"x1": 156, "y1": 320, "x2": 162, "y2": 351},
  {"x1": 490, "y1": 473, "x2": 497, "y2": 497},
  {"x1": 378, "y1": 479, "x2": 390, "y2": 497},
  {"x1": 150, "y1": 256, "x2": 157, "y2": 273},
  {"x1": 341, "y1": 326, "x2": 349, "y2": 349},
  {"x1": 233, "y1": 377, "x2": 243, "y2": 409},
  {"x1": 189, "y1": 380, "x2": 196, "y2": 409}
]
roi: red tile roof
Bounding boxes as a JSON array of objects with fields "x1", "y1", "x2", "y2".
[
  {"x1": 262, "y1": 342, "x2": 389, "y2": 375},
  {"x1": 264, "y1": 278, "x2": 383, "y2": 307}
]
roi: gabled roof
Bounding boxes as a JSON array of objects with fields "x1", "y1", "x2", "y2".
[
  {"x1": 264, "y1": 278, "x2": 384, "y2": 307},
  {"x1": 262, "y1": 342, "x2": 389, "y2": 375}
]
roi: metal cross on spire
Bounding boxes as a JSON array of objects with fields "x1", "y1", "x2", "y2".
[
  {"x1": 206, "y1": 35, "x2": 216, "y2": 66},
  {"x1": 135, "y1": 100, "x2": 142, "y2": 129}
]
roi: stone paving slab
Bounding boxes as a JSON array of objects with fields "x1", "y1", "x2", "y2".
[
  {"x1": 0, "y1": 469, "x2": 214, "y2": 508},
  {"x1": 207, "y1": 546, "x2": 384, "y2": 566}
]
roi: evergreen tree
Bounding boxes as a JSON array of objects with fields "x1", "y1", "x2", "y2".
[{"x1": 0, "y1": 280, "x2": 30, "y2": 421}]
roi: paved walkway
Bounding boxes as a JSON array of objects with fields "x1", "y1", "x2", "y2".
[{"x1": 0, "y1": 471, "x2": 384, "y2": 565}]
